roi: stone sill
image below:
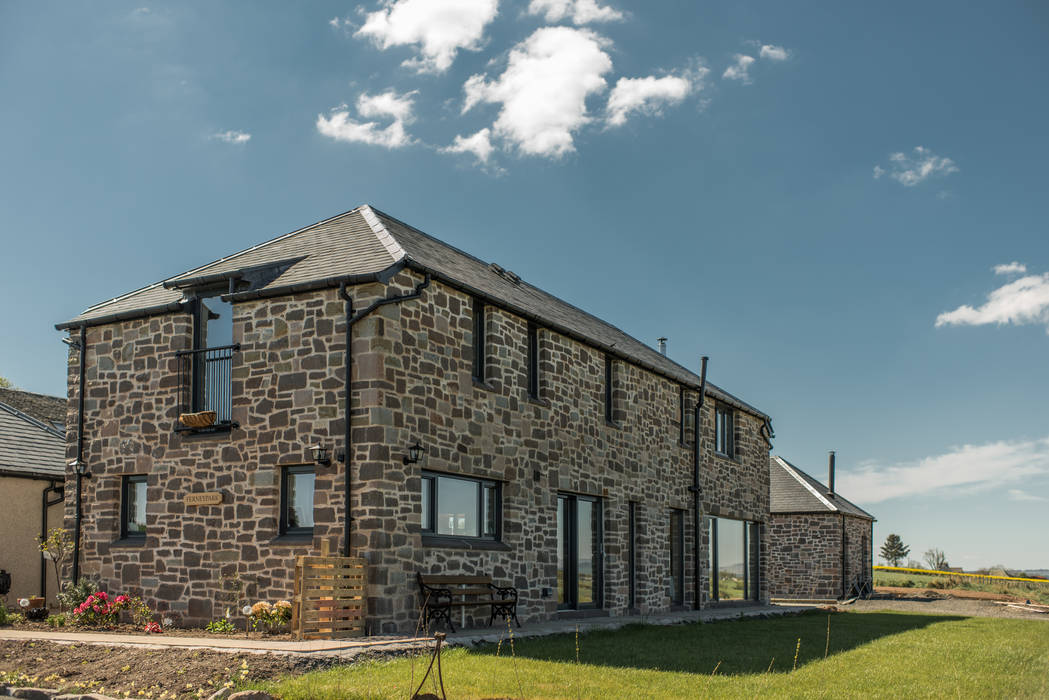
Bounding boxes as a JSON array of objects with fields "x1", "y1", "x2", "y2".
[
  {"x1": 526, "y1": 395, "x2": 551, "y2": 409},
  {"x1": 176, "y1": 422, "x2": 238, "y2": 438},
  {"x1": 268, "y1": 535, "x2": 314, "y2": 547},
  {"x1": 604, "y1": 419, "x2": 621, "y2": 430},
  {"x1": 422, "y1": 535, "x2": 511, "y2": 552},
  {"x1": 110, "y1": 537, "x2": 147, "y2": 548},
  {"x1": 472, "y1": 378, "x2": 496, "y2": 392}
]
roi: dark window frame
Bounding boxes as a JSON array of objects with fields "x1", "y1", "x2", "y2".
[
  {"x1": 715, "y1": 404, "x2": 735, "y2": 458},
  {"x1": 670, "y1": 508, "x2": 685, "y2": 606},
  {"x1": 421, "y1": 471, "x2": 501, "y2": 541},
  {"x1": 527, "y1": 322, "x2": 540, "y2": 399},
  {"x1": 604, "y1": 354, "x2": 615, "y2": 423},
  {"x1": 120, "y1": 474, "x2": 148, "y2": 540},
  {"x1": 280, "y1": 465, "x2": 316, "y2": 536},
  {"x1": 557, "y1": 493, "x2": 603, "y2": 610},
  {"x1": 471, "y1": 297, "x2": 486, "y2": 383},
  {"x1": 679, "y1": 386, "x2": 687, "y2": 445}
]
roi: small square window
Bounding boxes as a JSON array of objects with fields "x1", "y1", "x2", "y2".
[
  {"x1": 121, "y1": 475, "x2": 148, "y2": 539},
  {"x1": 280, "y1": 466, "x2": 315, "y2": 535}
]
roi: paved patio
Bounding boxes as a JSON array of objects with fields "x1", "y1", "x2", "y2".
[{"x1": 0, "y1": 603, "x2": 809, "y2": 659}]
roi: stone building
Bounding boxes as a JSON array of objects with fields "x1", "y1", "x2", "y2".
[
  {"x1": 0, "y1": 389, "x2": 66, "y2": 605},
  {"x1": 767, "y1": 455, "x2": 874, "y2": 601},
  {"x1": 56, "y1": 205, "x2": 773, "y2": 633}
]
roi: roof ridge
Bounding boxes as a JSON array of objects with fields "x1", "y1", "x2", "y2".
[
  {"x1": 0, "y1": 401, "x2": 66, "y2": 439},
  {"x1": 367, "y1": 207, "x2": 763, "y2": 413},
  {"x1": 78, "y1": 206, "x2": 370, "y2": 317},
  {"x1": 359, "y1": 205, "x2": 407, "y2": 262},
  {"x1": 774, "y1": 456, "x2": 838, "y2": 512}
]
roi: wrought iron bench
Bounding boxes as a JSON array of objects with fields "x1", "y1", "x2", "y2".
[{"x1": 417, "y1": 573, "x2": 520, "y2": 632}]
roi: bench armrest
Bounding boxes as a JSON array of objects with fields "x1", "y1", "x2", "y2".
[{"x1": 489, "y1": 584, "x2": 518, "y2": 601}]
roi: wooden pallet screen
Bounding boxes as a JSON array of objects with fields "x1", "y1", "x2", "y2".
[{"x1": 292, "y1": 549, "x2": 367, "y2": 640}]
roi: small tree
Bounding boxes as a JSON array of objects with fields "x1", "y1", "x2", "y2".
[
  {"x1": 38, "y1": 527, "x2": 74, "y2": 592},
  {"x1": 0, "y1": 376, "x2": 12, "y2": 388},
  {"x1": 924, "y1": 548, "x2": 950, "y2": 571},
  {"x1": 880, "y1": 533, "x2": 910, "y2": 566}
]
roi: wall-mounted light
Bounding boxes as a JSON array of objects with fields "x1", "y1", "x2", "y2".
[
  {"x1": 402, "y1": 441, "x2": 424, "y2": 465},
  {"x1": 311, "y1": 445, "x2": 331, "y2": 466}
]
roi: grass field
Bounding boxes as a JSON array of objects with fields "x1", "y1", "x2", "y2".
[
  {"x1": 875, "y1": 569, "x2": 1049, "y2": 604},
  {"x1": 253, "y1": 611, "x2": 1049, "y2": 699}
]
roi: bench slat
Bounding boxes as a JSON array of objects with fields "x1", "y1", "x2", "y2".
[{"x1": 419, "y1": 575, "x2": 493, "y2": 585}]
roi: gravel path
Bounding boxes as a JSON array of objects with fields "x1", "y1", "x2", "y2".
[{"x1": 847, "y1": 595, "x2": 1049, "y2": 620}]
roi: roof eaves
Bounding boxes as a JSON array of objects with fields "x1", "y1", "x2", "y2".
[
  {"x1": 56, "y1": 299, "x2": 187, "y2": 331},
  {"x1": 0, "y1": 401, "x2": 66, "y2": 440}
]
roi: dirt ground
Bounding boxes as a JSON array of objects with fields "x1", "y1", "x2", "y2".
[
  {"x1": 848, "y1": 589, "x2": 1049, "y2": 621},
  {"x1": 12, "y1": 619, "x2": 295, "y2": 641},
  {"x1": 0, "y1": 639, "x2": 339, "y2": 699}
]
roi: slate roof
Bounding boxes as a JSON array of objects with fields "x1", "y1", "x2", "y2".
[
  {"x1": 770, "y1": 456, "x2": 874, "y2": 520},
  {"x1": 57, "y1": 205, "x2": 771, "y2": 422},
  {"x1": 0, "y1": 388, "x2": 66, "y2": 432},
  {"x1": 0, "y1": 401, "x2": 66, "y2": 479}
]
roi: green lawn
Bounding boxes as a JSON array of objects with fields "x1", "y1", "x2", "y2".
[{"x1": 253, "y1": 611, "x2": 1049, "y2": 699}]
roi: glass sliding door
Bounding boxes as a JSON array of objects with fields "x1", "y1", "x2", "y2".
[
  {"x1": 669, "y1": 510, "x2": 684, "y2": 606},
  {"x1": 557, "y1": 494, "x2": 602, "y2": 610},
  {"x1": 708, "y1": 516, "x2": 760, "y2": 602}
]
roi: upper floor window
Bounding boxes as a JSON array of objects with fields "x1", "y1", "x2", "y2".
[
  {"x1": 472, "y1": 297, "x2": 486, "y2": 383},
  {"x1": 121, "y1": 475, "x2": 147, "y2": 539},
  {"x1": 280, "y1": 466, "x2": 315, "y2": 536},
  {"x1": 527, "y1": 323, "x2": 539, "y2": 399},
  {"x1": 177, "y1": 292, "x2": 238, "y2": 429},
  {"x1": 715, "y1": 404, "x2": 735, "y2": 458},
  {"x1": 421, "y1": 471, "x2": 500, "y2": 540},
  {"x1": 604, "y1": 354, "x2": 615, "y2": 423}
]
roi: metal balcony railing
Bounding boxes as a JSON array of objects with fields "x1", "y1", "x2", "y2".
[{"x1": 175, "y1": 343, "x2": 239, "y2": 429}]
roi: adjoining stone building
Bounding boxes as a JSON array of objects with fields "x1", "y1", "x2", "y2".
[
  {"x1": 0, "y1": 389, "x2": 67, "y2": 606},
  {"x1": 56, "y1": 205, "x2": 774, "y2": 633},
  {"x1": 767, "y1": 455, "x2": 874, "y2": 601}
]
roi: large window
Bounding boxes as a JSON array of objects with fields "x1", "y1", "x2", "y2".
[
  {"x1": 472, "y1": 297, "x2": 486, "y2": 383},
  {"x1": 177, "y1": 292, "x2": 237, "y2": 428},
  {"x1": 707, "y1": 517, "x2": 760, "y2": 602},
  {"x1": 715, "y1": 404, "x2": 735, "y2": 458},
  {"x1": 421, "y1": 472, "x2": 500, "y2": 540},
  {"x1": 121, "y1": 475, "x2": 147, "y2": 539},
  {"x1": 280, "y1": 466, "x2": 315, "y2": 536},
  {"x1": 557, "y1": 494, "x2": 602, "y2": 609},
  {"x1": 669, "y1": 509, "x2": 684, "y2": 606},
  {"x1": 527, "y1": 322, "x2": 540, "y2": 399}
]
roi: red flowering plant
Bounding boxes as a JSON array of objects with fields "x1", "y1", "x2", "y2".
[{"x1": 71, "y1": 591, "x2": 131, "y2": 628}]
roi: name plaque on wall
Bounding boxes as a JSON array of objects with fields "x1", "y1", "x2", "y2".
[{"x1": 183, "y1": 492, "x2": 223, "y2": 506}]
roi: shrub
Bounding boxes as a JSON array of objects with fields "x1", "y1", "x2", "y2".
[
  {"x1": 125, "y1": 596, "x2": 154, "y2": 627},
  {"x1": 247, "y1": 600, "x2": 293, "y2": 633},
  {"x1": 57, "y1": 578, "x2": 100, "y2": 613},
  {"x1": 0, "y1": 606, "x2": 9, "y2": 626},
  {"x1": 207, "y1": 617, "x2": 237, "y2": 635},
  {"x1": 71, "y1": 591, "x2": 130, "y2": 628},
  {"x1": 46, "y1": 614, "x2": 67, "y2": 628}
]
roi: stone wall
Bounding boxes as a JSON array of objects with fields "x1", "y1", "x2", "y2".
[
  {"x1": 766, "y1": 513, "x2": 872, "y2": 599},
  {"x1": 67, "y1": 271, "x2": 771, "y2": 632}
]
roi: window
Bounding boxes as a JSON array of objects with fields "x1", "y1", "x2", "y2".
[
  {"x1": 527, "y1": 322, "x2": 539, "y2": 399},
  {"x1": 715, "y1": 404, "x2": 734, "y2": 458},
  {"x1": 670, "y1": 509, "x2": 684, "y2": 605},
  {"x1": 280, "y1": 466, "x2": 315, "y2": 536},
  {"x1": 121, "y1": 475, "x2": 147, "y2": 539},
  {"x1": 472, "y1": 297, "x2": 486, "y2": 383},
  {"x1": 604, "y1": 354, "x2": 615, "y2": 423},
  {"x1": 421, "y1": 472, "x2": 500, "y2": 539},
  {"x1": 679, "y1": 387, "x2": 687, "y2": 445},
  {"x1": 177, "y1": 292, "x2": 237, "y2": 428},
  {"x1": 707, "y1": 516, "x2": 760, "y2": 602},
  {"x1": 557, "y1": 494, "x2": 602, "y2": 609}
]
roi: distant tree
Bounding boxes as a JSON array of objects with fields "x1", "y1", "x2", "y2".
[
  {"x1": 0, "y1": 376, "x2": 12, "y2": 388},
  {"x1": 880, "y1": 533, "x2": 910, "y2": 566},
  {"x1": 906, "y1": 559, "x2": 925, "y2": 570},
  {"x1": 924, "y1": 548, "x2": 950, "y2": 571}
]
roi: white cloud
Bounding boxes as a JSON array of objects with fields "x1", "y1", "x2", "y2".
[
  {"x1": 722, "y1": 54, "x2": 755, "y2": 83},
  {"x1": 936, "y1": 269, "x2": 1049, "y2": 332},
  {"x1": 212, "y1": 130, "x2": 251, "y2": 144},
  {"x1": 316, "y1": 90, "x2": 416, "y2": 148},
  {"x1": 759, "y1": 44, "x2": 789, "y2": 61},
  {"x1": 461, "y1": 26, "x2": 613, "y2": 158},
  {"x1": 527, "y1": 0, "x2": 623, "y2": 24},
  {"x1": 837, "y1": 436, "x2": 1049, "y2": 504},
  {"x1": 1008, "y1": 488, "x2": 1047, "y2": 502},
  {"x1": 441, "y1": 127, "x2": 494, "y2": 163},
  {"x1": 605, "y1": 72, "x2": 697, "y2": 127},
  {"x1": 994, "y1": 262, "x2": 1027, "y2": 276},
  {"x1": 873, "y1": 146, "x2": 959, "y2": 186},
  {"x1": 355, "y1": 0, "x2": 499, "y2": 73}
]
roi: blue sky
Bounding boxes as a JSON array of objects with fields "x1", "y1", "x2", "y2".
[{"x1": 2, "y1": 1, "x2": 1047, "y2": 569}]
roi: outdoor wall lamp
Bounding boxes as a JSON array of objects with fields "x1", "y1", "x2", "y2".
[
  {"x1": 403, "y1": 441, "x2": 424, "y2": 465},
  {"x1": 311, "y1": 445, "x2": 332, "y2": 466}
]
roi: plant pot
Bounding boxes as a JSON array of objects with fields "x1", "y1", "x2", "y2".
[
  {"x1": 28, "y1": 597, "x2": 45, "y2": 610},
  {"x1": 179, "y1": 411, "x2": 217, "y2": 428}
]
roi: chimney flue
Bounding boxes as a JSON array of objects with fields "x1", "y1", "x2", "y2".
[
  {"x1": 828, "y1": 451, "x2": 836, "y2": 498},
  {"x1": 657, "y1": 337, "x2": 667, "y2": 356}
]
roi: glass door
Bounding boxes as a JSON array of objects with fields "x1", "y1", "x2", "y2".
[{"x1": 557, "y1": 494, "x2": 602, "y2": 609}]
